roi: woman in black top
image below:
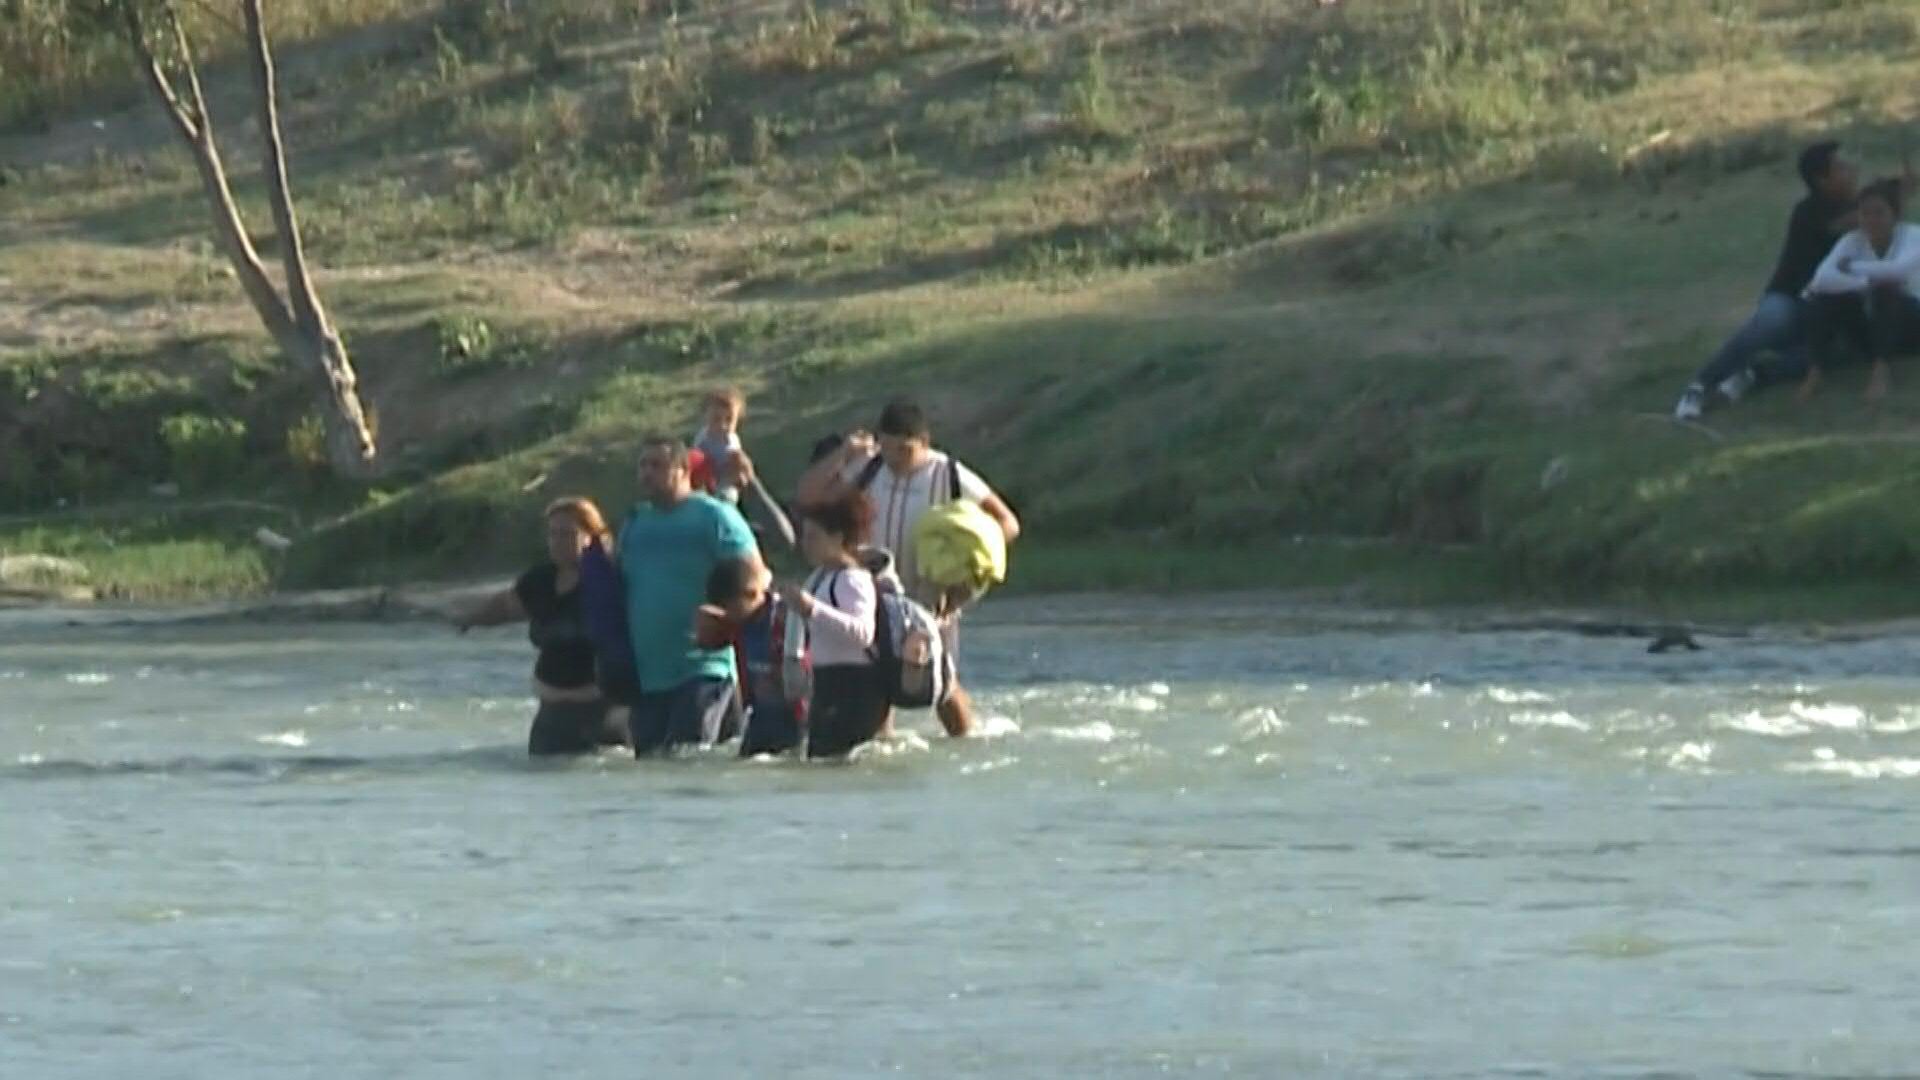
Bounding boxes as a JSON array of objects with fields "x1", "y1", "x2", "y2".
[{"x1": 454, "y1": 498, "x2": 629, "y2": 755}]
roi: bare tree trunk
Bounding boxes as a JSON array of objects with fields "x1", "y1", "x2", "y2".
[
  {"x1": 240, "y1": 0, "x2": 376, "y2": 472},
  {"x1": 123, "y1": 1, "x2": 377, "y2": 477}
]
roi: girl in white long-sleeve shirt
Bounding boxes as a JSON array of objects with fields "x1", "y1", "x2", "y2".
[
  {"x1": 780, "y1": 493, "x2": 889, "y2": 759},
  {"x1": 1802, "y1": 178, "x2": 1920, "y2": 402}
]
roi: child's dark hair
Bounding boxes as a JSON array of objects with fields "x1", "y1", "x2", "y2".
[
  {"x1": 705, "y1": 557, "x2": 760, "y2": 605},
  {"x1": 809, "y1": 433, "x2": 846, "y2": 464},
  {"x1": 801, "y1": 492, "x2": 873, "y2": 549},
  {"x1": 1861, "y1": 176, "x2": 1905, "y2": 218}
]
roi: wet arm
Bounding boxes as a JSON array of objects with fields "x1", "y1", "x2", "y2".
[
  {"x1": 454, "y1": 587, "x2": 525, "y2": 631},
  {"x1": 980, "y1": 493, "x2": 1022, "y2": 545}
]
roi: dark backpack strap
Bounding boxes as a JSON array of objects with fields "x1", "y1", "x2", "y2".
[
  {"x1": 946, "y1": 457, "x2": 962, "y2": 502},
  {"x1": 869, "y1": 588, "x2": 895, "y2": 665},
  {"x1": 855, "y1": 456, "x2": 885, "y2": 492}
]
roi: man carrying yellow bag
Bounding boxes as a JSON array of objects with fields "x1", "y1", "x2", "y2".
[{"x1": 798, "y1": 399, "x2": 1021, "y2": 738}]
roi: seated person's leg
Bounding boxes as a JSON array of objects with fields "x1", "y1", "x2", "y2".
[
  {"x1": 1798, "y1": 293, "x2": 1871, "y2": 399},
  {"x1": 1695, "y1": 294, "x2": 1801, "y2": 390},
  {"x1": 1867, "y1": 288, "x2": 1920, "y2": 400}
]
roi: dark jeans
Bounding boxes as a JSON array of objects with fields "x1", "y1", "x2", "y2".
[
  {"x1": 528, "y1": 700, "x2": 627, "y2": 756},
  {"x1": 807, "y1": 665, "x2": 890, "y2": 759},
  {"x1": 739, "y1": 699, "x2": 801, "y2": 757},
  {"x1": 1695, "y1": 291, "x2": 1808, "y2": 388},
  {"x1": 628, "y1": 677, "x2": 741, "y2": 756},
  {"x1": 1805, "y1": 288, "x2": 1918, "y2": 369}
]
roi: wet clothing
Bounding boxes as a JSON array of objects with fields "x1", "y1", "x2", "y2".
[
  {"x1": 802, "y1": 567, "x2": 878, "y2": 667},
  {"x1": 514, "y1": 563, "x2": 595, "y2": 691},
  {"x1": 628, "y1": 676, "x2": 741, "y2": 756},
  {"x1": 797, "y1": 568, "x2": 887, "y2": 759},
  {"x1": 736, "y1": 598, "x2": 804, "y2": 756},
  {"x1": 807, "y1": 665, "x2": 890, "y2": 759},
  {"x1": 579, "y1": 538, "x2": 638, "y2": 705},
  {"x1": 528, "y1": 700, "x2": 627, "y2": 756},
  {"x1": 616, "y1": 495, "x2": 758, "y2": 693}
]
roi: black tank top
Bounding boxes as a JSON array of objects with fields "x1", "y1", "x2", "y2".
[{"x1": 514, "y1": 563, "x2": 596, "y2": 690}]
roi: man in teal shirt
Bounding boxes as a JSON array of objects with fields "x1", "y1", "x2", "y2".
[{"x1": 617, "y1": 436, "x2": 762, "y2": 754}]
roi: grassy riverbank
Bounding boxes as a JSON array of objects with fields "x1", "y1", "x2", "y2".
[{"x1": 6, "y1": 1, "x2": 1920, "y2": 616}]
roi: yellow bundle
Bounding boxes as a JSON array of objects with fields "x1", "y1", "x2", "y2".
[{"x1": 912, "y1": 500, "x2": 1008, "y2": 595}]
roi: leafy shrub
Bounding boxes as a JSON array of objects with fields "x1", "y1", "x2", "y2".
[
  {"x1": 435, "y1": 314, "x2": 535, "y2": 377},
  {"x1": 159, "y1": 413, "x2": 249, "y2": 491},
  {"x1": 285, "y1": 413, "x2": 330, "y2": 476}
]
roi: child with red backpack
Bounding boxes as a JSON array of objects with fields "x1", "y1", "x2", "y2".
[{"x1": 698, "y1": 558, "x2": 807, "y2": 757}]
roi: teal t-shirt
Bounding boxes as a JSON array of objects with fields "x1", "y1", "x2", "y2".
[{"x1": 617, "y1": 494, "x2": 758, "y2": 691}]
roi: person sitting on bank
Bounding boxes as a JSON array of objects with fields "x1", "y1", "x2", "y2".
[
  {"x1": 453, "y1": 497, "x2": 630, "y2": 756},
  {"x1": 617, "y1": 436, "x2": 764, "y2": 755},
  {"x1": 796, "y1": 399, "x2": 1020, "y2": 739},
  {"x1": 1672, "y1": 141, "x2": 1859, "y2": 420},
  {"x1": 779, "y1": 493, "x2": 891, "y2": 760},
  {"x1": 1799, "y1": 177, "x2": 1920, "y2": 403}
]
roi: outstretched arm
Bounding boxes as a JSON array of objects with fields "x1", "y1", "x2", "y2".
[{"x1": 453, "y1": 587, "x2": 525, "y2": 632}]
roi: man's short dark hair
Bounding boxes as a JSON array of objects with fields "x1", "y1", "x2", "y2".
[
  {"x1": 1861, "y1": 176, "x2": 1905, "y2": 218},
  {"x1": 639, "y1": 435, "x2": 689, "y2": 469},
  {"x1": 876, "y1": 399, "x2": 931, "y2": 442},
  {"x1": 1799, "y1": 141, "x2": 1842, "y2": 190}
]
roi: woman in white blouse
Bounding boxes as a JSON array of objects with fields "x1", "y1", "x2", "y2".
[
  {"x1": 1802, "y1": 177, "x2": 1920, "y2": 402},
  {"x1": 780, "y1": 493, "x2": 890, "y2": 759}
]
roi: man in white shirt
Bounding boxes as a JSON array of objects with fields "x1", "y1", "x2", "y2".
[{"x1": 798, "y1": 400, "x2": 1021, "y2": 737}]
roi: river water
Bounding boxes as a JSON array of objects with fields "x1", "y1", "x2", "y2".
[{"x1": 4, "y1": 597, "x2": 1919, "y2": 1077}]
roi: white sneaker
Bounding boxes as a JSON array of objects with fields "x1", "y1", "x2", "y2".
[
  {"x1": 1717, "y1": 370, "x2": 1755, "y2": 402},
  {"x1": 1673, "y1": 387, "x2": 1704, "y2": 421}
]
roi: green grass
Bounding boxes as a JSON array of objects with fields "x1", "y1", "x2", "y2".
[
  {"x1": 0, "y1": 518, "x2": 273, "y2": 600},
  {"x1": 6, "y1": 0, "x2": 1920, "y2": 618}
]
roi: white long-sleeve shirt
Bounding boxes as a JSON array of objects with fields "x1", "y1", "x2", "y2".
[
  {"x1": 1806, "y1": 223, "x2": 1920, "y2": 298},
  {"x1": 803, "y1": 566, "x2": 877, "y2": 667}
]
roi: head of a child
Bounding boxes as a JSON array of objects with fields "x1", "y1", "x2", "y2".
[
  {"x1": 704, "y1": 387, "x2": 745, "y2": 437},
  {"x1": 706, "y1": 556, "x2": 772, "y2": 623},
  {"x1": 801, "y1": 493, "x2": 871, "y2": 567}
]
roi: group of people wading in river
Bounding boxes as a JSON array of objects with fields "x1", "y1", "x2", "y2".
[{"x1": 455, "y1": 392, "x2": 1022, "y2": 761}]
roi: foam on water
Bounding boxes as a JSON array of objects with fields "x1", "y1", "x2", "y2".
[
  {"x1": 254, "y1": 730, "x2": 311, "y2": 748},
  {"x1": 9, "y1": 610, "x2": 1920, "y2": 1077}
]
